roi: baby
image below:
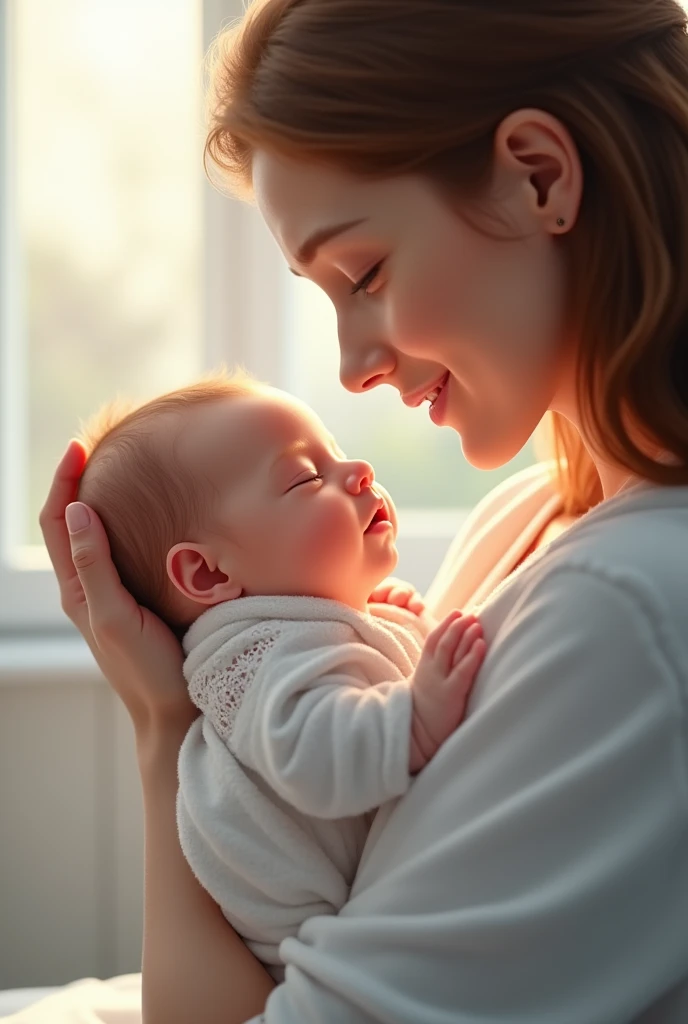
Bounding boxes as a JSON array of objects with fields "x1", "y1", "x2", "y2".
[{"x1": 76, "y1": 370, "x2": 485, "y2": 980}]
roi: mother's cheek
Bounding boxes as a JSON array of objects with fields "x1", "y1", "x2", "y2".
[
  {"x1": 386, "y1": 292, "x2": 434, "y2": 357},
  {"x1": 386, "y1": 265, "x2": 462, "y2": 360}
]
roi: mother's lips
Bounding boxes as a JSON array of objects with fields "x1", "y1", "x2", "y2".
[{"x1": 401, "y1": 372, "x2": 449, "y2": 408}]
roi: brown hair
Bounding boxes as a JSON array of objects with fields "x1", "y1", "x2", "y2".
[
  {"x1": 205, "y1": 0, "x2": 688, "y2": 514},
  {"x1": 77, "y1": 370, "x2": 257, "y2": 629}
]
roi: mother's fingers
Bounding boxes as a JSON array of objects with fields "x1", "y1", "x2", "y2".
[
  {"x1": 67, "y1": 505, "x2": 189, "y2": 725},
  {"x1": 39, "y1": 441, "x2": 88, "y2": 615},
  {"x1": 66, "y1": 501, "x2": 144, "y2": 645}
]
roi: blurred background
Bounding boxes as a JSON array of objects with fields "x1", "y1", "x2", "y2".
[{"x1": 8, "y1": 0, "x2": 534, "y2": 554}]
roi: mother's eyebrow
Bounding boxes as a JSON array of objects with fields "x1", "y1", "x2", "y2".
[{"x1": 293, "y1": 218, "x2": 367, "y2": 269}]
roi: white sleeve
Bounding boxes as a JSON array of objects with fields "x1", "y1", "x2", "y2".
[
  {"x1": 232, "y1": 635, "x2": 413, "y2": 820},
  {"x1": 251, "y1": 566, "x2": 688, "y2": 1023}
]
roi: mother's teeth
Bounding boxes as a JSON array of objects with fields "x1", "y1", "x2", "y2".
[{"x1": 425, "y1": 388, "x2": 441, "y2": 404}]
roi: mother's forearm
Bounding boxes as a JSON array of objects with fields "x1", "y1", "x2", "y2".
[{"x1": 138, "y1": 722, "x2": 275, "y2": 1024}]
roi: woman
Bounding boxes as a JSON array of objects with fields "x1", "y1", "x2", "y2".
[{"x1": 41, "y1": 1, "x2": 688, "y2": 1021}]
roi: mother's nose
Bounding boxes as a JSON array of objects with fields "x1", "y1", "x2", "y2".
[
  {"x1": 337, "y1": 314, "x2": 396, "y2": 393},
  {"x1": 339, "y1": 345, "x2": 397, "y2": 393}
]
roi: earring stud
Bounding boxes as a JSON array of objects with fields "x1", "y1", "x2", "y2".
[{"x1": 556, "y1": 217, "x2": 566, "y2": 227}]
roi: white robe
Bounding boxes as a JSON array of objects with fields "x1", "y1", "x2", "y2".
[{"x1": 176, "y1": 595, "x2": 425, "y2": 980}]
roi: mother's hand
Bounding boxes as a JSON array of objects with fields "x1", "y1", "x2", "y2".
[{"x1": 40, "y1": 441, "x2": 196, "y2": 735}]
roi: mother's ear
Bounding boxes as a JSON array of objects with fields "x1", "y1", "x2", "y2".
[
  {"x1": 493, "y1": 108, "x2": 583, "y2": 235},
  {"x1": 166, "y1": 542, "x2": 242, "y2": 606}
]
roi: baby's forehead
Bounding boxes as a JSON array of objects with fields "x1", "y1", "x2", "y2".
[{"x1": 176, "y1": 390, "x2": 327, "y2": 484}]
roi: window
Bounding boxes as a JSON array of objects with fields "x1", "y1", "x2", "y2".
[
  {"x1": 0, "y1": 0, "x2": 535, "y2": 631},
  {"x1": 1, "y1": 0, "x2": 206, "y2": 627}
]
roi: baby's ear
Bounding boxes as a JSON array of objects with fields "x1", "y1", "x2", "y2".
[{"x1": 166, "y1": 543, "x2": 242, "y2": 606}]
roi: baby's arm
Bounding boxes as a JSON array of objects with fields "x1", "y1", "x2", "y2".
[
  {"x1": 233, "y1": 617, "x2": 483, "y2": 819},
  {"x1": 234, "y1": 642, "x2": 414, "y2": 820},
  {"x1": 408, "y1": 611, "x2": 486, "y2": 773}
]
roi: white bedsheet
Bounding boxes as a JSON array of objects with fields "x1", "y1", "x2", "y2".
[
  {"x1": 0, "y1": 990, "x2": 60, "y2": 1019},
  {"x1": 0, "y1": 975, "x2": 141, "y2": 1022}
]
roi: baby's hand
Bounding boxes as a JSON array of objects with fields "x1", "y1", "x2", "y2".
[
  {"x1": 369, "y1": 577, "x2": 425, "y2": 616},
  {"x1": 408, "y1": 611, "x2": 485, "y2": 774}
]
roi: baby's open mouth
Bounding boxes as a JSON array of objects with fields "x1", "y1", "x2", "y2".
[{"x1": 365, "y1": 501, "x2": 391, "y2": 533}]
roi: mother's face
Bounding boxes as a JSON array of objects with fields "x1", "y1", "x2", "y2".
[{"x1": 253, "y1": 130, "x2": 574, "y2": 470}]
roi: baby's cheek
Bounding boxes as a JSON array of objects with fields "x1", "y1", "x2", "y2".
[
  {"x1": 297, "y1": 512, "x2": 350, "y2": 568},
  {"x1": 303, "y1": 518, "x2": 342, "y2": 557}
]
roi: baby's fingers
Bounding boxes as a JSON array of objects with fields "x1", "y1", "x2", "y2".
[
  {"x1": 386, "y1": 585, "x2": 417, "y2": 607},
  {"x1": 433, "y1": 613, "x2": 479, "y2": 674},
  {"x1": 369, "y1": 582, "x2": 393, "y2": 603},
  {"x1": 447, "y1": 635, "x2": 486, "y2": 719},
  {"x1": 423, "y1": 609, "x2": 463, "y2": 657},
  {"x1": 451, "y1": 621, "x2": 485, "y2": 668}
]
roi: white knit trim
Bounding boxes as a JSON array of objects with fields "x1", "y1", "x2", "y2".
[{"x1": 188, "y1": 623, "x2": 282, "y2": 742}]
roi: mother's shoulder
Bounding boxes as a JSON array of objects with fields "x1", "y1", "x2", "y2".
[
  {"x1": 564, "y1": 482, "x2": 688, "y2": 548},
  {"x1": 537, "y1": 483, "x2": 688, "y2": 608},
  {"x1": 477, "y1": 486, "x2": 688, "y2": 682}
]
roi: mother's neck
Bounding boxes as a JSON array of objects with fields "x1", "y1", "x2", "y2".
[
  {"x1": 551, "y1": 393, "x2": 660, "y2": 502},
  {"x1": 594, "y1": 460, "x2": 639, "y2": 501}
]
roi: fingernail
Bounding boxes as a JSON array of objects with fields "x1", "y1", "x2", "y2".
[{"x1": 66, "y1": 502, "x2": 90, "y2": 534}]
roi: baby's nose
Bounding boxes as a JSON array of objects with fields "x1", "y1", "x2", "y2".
[{"x1": 345, "y1": 459, "x2": 375, "y2": 493}]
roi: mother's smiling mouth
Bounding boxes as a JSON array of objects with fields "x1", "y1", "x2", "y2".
[
  {"x1": 401, "y1": 371, "x2": 449, "y2": 409},
  {"x1": 425, "y1": 372, "x2": 450, "y2": 409}
]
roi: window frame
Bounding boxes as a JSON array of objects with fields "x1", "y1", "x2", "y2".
[{"x1": 0, "y1": 0, "x2": 461, "y2": 633}]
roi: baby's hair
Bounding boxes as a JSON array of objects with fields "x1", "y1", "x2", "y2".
[{"x1": 77, "y1": 368, "x2": 259, "y2": 630}]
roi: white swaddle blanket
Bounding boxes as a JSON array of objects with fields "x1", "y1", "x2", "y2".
[{"x1": 177, "y1": 595, "x2": 425, "y2": 980}]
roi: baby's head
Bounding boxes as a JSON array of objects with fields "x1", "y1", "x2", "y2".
[{"x1": 78, "y1": 372, "x2": 398, "y2": 632}]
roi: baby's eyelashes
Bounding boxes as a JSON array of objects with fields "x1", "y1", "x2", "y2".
[{"x1": 288, "y1": 472, "x2": 323, "y2": 490}]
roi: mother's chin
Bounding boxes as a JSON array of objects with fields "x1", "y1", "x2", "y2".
[{"x1": 451, "y1": 406, "x2": 543, "y2": 472}]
